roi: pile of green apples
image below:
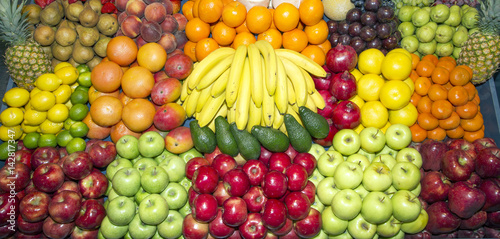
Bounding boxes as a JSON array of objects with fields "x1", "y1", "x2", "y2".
[{"x1": 397, "y1": 4, "x2": 479, "y2": 58}]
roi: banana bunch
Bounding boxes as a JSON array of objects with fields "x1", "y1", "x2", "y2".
[{"x1": 180, "y1": 40, "x2": 327, "y2": 133}]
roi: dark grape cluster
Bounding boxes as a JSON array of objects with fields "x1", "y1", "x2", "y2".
[
  {"x1": 329, "y1": 0, "x2": 402, "y2": 54},
  {"x1": 434, "y1": 0, "x2": 478, "y2": 7},
  {"x1": 351, "y1": 0, "x2": 396, "y2": 12}
]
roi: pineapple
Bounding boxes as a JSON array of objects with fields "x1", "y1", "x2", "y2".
[
  {"x1": 0, "y1": 0, "x2": 52, "y2": 91},
  {"x1": 457, "y1": 0, "x2": 500, "y2": 85}
]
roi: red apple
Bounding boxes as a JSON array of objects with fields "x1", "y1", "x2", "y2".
[
  {"x1": 31, "y1": 146, "x2": 60, "y2": 170},
  {"x1": 183, "y1": 214, "x2": 209, "y2": 239},
  {"x1": 239, "y1": 213, "x2": 267, "y2": 239},
  {"x1": 204, "y1": 146, "x2": 223, "y2": 165},
  {"x1": 448, "y1": 181, "x2": 486, "y2": 219},
  {"x1": 420, "y1": 171, "x2": 452, "y2": 204},
  {"x1": 185, "y1": 157, "x2": 210, "y2": 180},
  {"x1": 479, "y1": 178, "x2": 500, "y2": 212},
  {"x1": 222, "y1": 196, "x2": 248, "y2": 227},
  {"x1": 242, "y1": 160, "x2": 268, "y2": 186},
  {"x1": 223, "y1": 168, "x2": 250, "y2": 197},
  {"x1": 261, "y1": 199, "x2": 287, "y2": 230},
  {"x1": 188, "y1": 187, "x2": 200, "y2": 208},
  {"x1": 0, "y1": 224, "x2": 15, "y2": 238},
  {"x1": 87, "y1": 140, "x2": 116, "y2": 168},
  {"x1": 212, "y1": 154, "x2": 238, "y2": 179},
  {"x1": 426, "y1": 201, "x2": 462, "y2": 234},
  {"x1": 261, "y1": 171, "x2": 288, "y2": 199},
  {"x1": 62, "y1": 152, "x2": 93, "y2": 181},
  {"x1": 79, "y1": 169, "x2": 108, "y2": 199},
  {"x1": 19, "y1": 191, "x2": 50, "y2": 223},
  {"x1": 48, "y1": 191, "x2": 82, "y2": 223},
  {"x1": 475, "y1": 147, "x2": 500, "y2": 178},
  {"x1": 14, "y1": 150, "x2": 32, "y2": 168},
  {"x1": 242, "y1": 186, "x2": 267, "y2": 213},
  {"x1": 0, "y1": 193, "x2": 18, "y2": 226},
  {"x1": 192, "y1": 165, "x2": 219, "y2": 194},
  {"x1": 69, "y1": 227, "x2": 99, "y2": 239},
  {"x1": 284, "y1": 164, "x2": 308, "y2": 191},
  {"x1": 32, "y1": 163, "x2": 64, "y2": 193},
  {"x1": 209, "y1": 209, "x2": 235, "y2": 239},
  {"x1": 441, "y1": 149, "x2": 475, "y2": 182},
  {"x1": 271, "y1": 218, "x2": 293, "y2": 236},
  {"x1": 151, "y1": 77, "x2": 182, "y2": 105},
  {"x1": 258, "y1": 146, "x2": 273, "y2": 166},
  {"x1": 284, "y1": 191, "x2": 310, "y2": 221},
  {"x1": 42, "y1": 216, "x2": 75, "y2": 239},
  {"x1": 486, "y1": 211, "x2": 500, "y2": 228},
  {"x1": 268, "y1": 153, "x2": 291, "y2": 174},
  {"x1": 17, "y1": 215, "x2": 44, "y2": 235},
  {"x1": 213, "y1": 181, "x2": 230, "y2": 206},
  {"x1": 460, "y1": 210, "x2": 487, "y2": 230},
  {"x1": 473, "y1": 138, "x2": 497, "y2": 153},
  {"x1": 447, "y1": 139, "x2": 477, "y2": 159},
  {"x1": 284, "y1": 144, "x2": 298, "y2": 161},
  {"x1": 300, "y1": 181, "x2": 316, "y2": 204},
  {"x1": 55, "y1": 181, "x2": 81, "y2": 196},
  {"x1": 0, "y1": 162, "x2": 30, "y2": 192},
  {"x1": 75, "y1": 199, "x2": 106, "y2": 230},
  {"x1": 419, "y1": 139, "x2": 449, "y2": 172},
  {"x1": 293, "y1": 208, "x2": 321, "y2": 238},
  {"x1": 164, "y1": 54, "x2": 193, "y2": 80},
  {"x1": 192, "y1": 194, "x2": 218, "y2": 223},
  {"x1": 292, "y1": 153, "x2": 317, "y2": 177}
]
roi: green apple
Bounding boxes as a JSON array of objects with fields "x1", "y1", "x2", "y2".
[
  {"x1": 309, "y1": 168, "x2": 325, "y2": 187},
  {"x1": 108, "y1": 188, "x2": 119, "y2": 201},
  {"x1": 316, "y1": 177, "x2": 340, "y2": 206},
  {"x1": 154, "y1": 149, "x2": 176, "y2": 164},
  {"x1": 391, "y1": 190, "x2": 421, "y2": 223},
  {"x1": 346, "y1": 154, "x2": 370, "y2": 171},
  {"x1": 331, "y1": 189, "x2": 362, "y2": 221},
  {"x1": 133, "y1": 157, "x2": 158, "y2": 175},
  {"x1": 347, "y1": 214, "x2": 377, "y2": 239},
  {"x1": 152, "y1": 231, "x2": 163, "y2": 239},
  {"x1": 141, "y1": 166, "x2": 169, "y2": 194},
  {"x1": 139, "y1": 194, "x2": 169, "y2": 225},
  {"x1": 311, "y1": 195, "x2": 324, "y2": 213},
  {"x1": 356, "y1": 148, "x2": 376, "y2": 162},
  {"x1": 160, "y1": 182, "x2": 188, "y2": 210},
  {"x1": 396, "y1": 148, "x2": 423, "y2": 169},
  {"x1": 391, "y1": 162, "x2": 420, "y2": 191},
  {"x1": 135, "y1": 187, "x2": 151, "y2": 204},
  {"x1": 100, "y1": 216, "x2": 129, "y2": 239},
  {"x1": 179, "y1": 177, "x2": 192, "y2": 192},
  {"x1": 361, "y1": 192, "x2": 393, "y2": 224},
  {"x1": 353, "y1": 184, "x2": 369, "y2": 199},
  {"x1": 180, "y1": 148, "x2": 203, "y2": 162},
  {"x1": 376, "y1": 145, "x2": 398, "y2": 159},
  {"x1": 129, "y1": 214, "x2": 156, "y2": 239},
  {"x1": 322, "y1": 206, "x2": 348, "y2": 236},
  {"x1": 112, "y1": 167, "x2": 141, "y2": 197},
  {"x1": 139, "y1": 131, "x2": 165, "y2": 158},
  {"x1": 317, "y1": 150, "x2": 344, "y2": 177},
  {"x1": 372, "y1": 154, "x2": 397, "y2": 170},
  {"x1": 328, "y1": 230, "x2": 353, "y2": 239},
  {"x1": 158, "y1": 210, "x2": 184, "y2": 239},
  {"x1": 106, "y1": 196, "x2": 136, "y2": 226},
  {"x1": 384, "y1": 186, "x2": 398, "y2": 198},
  {"x1": 333, "y1": 161, "x2": 363, "y2": 190},
  {"x1": 385, "y1": 124, "x2": 412, "y2": 150},
  {"x1": 383, "y1": 229, "x2": 405, "y2": 239},
  {"x1": 376, "y1": 216, "x2": 401, "y2": 238},
  {"x1": 362, "y1": 162, "x2": 393, "y2": 192},
  {"x1": 116, "y1": 135, "x2": 140, "y2": 159},
  {"x1": 178, "y1": 201, "x2": 192, "y2": 218},
  {"x1": 332, "y1": 129, "x2": 361, "y2": 156},
  {"x1": 411, "y1": 183, "x2": 421, "y2": 197},
  {"x1": 359, "y1": 127, "x2": 386, "y2": 153},
  {"x1": 311, "y1": 229, "x2": 328, "y2": 239},
  {"x1": 159, "y1": 155, "x2": 186, "y2": 182},
  {"x1": 308, "y1": 143, "x2": 326, "y2": 160},
  {"x1": 107, "y1": 157, "x2": 134, "y2": 180},
  {"x1": 401, "y1": 209, "x2": 428, "y2": 234}
]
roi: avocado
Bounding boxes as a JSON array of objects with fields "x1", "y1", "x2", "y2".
[
  {"x1": 284, "y1": 114, "x2": 312, "y2": 153},
  {"x1": 229, "y1": 122, "x2": 261, "y2": 160},
  {"x1": 251, "y1": 125, "x2": 290, "y2": 153},
  {"x1": 190, "y1": 120, "x2": 216, "y2": 154},
  {"x1": 298, "y1": 106, "x2": 330, "y2": 139},
  {"x1": 214, "y1": 116, "x2": 239, "y2": 157}
]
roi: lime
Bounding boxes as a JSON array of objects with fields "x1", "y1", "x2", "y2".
[
  {"x1": 55, "y1": 66, "x2": 79, "y2": 85},
  {"x1": 38, "y1": 119, "x2": 64, "y2": 134},
  {"x1": 69, "y1": 121, "x2": 89, "y2": 138},
  {"x1": 35, "y1": 73, "x2": 63, "y2": 91},
  {"x1": 0, "y1": 141, "x2": 16, "y2": 160},
  {"x1": 2, "y1": 87, "x2": 30, "y2": 107},
  {"x1": 21, "y1": 122, "x2": 39, "y2": 134},
  {"x1": 0, "y1": 107, "x2": 24, "y2": 126},
  {"x1": 66, "y1": 137, "x2": 86, "y2": 154},
  {"x1": 38, "y1": 133, "x2": 57, "y2": 147},
  {"x1": 77, "y1": 72, "x2": 92, "y2": 88},
  {"x1": 53, "y1": 84, "x2": 72, "y2": 104},
  {"x1": 71, "y1": 90, "x2": 89, "y2": 105},
  {"x1": 54, "y1": 62, "x2": 73, "y2": 72},
  {"x1": 24, "y1": 109, "x2": 47, "y2": 125},
  {"x1": 69, "y1": 104, "x2": 89, "y2": 121},
  {"x1": 47, "y1": 104, "x2": 70, "y2": 123},
  {"x1": 31, "y1": 91, "x2": 56, "y2": 111},
  {"x1": 75, "y1": 86, "x2": 90, "y2": 93},
  {"x1": 64, "y1": 118, "x2": 77, "y2": 130},
  {"x1": 76, "y1": 64, "x2": 91, "y2": 74},
  {"x1": 23, "y1": 132, "x2": 41, "y2": 149},
  {"x1": 56, "y1": 130, "x2": 74, "y2": 147}
]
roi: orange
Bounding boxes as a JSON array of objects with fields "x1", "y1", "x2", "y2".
[
  {"x1": 90, "y1": 61, "x2": 123, "y2": 93},
  {"x1": 417, "y1": 112, "x2": 439, "y2": 130},
  {"x1": 121, "y1": 99, "x2": 156, "y2": 133},
  {"x1": 182, "y1": 0, "x2": 195, "y2": 20},
  {"x1": 192, "y1": 0, "x2": 201, "y2": 18},
  {"x1": 298, "y1": 0, "x2": 324, "y2": 26},
  {"x1": 118, "y1": 91, "x2": 133, "y2": 106},
  {"x1": 415, "y1": 60, "x2": 435, "y2": 77},
  {"x1": 110, "y1": 121, "x2": 141, "y2": 143},
  {"x1": 431, "y1": 99, "x2": 453, "y2": 120},
  {"x1": 421, "y1": 55, "x2": 438, "y2": 66},
  {"x1": 184, "y1": 40, "x2": 198, "y2": 62},
  {"x1": 212, "y1": 22, "x2": 236, "y2": 46},
  {"x1": 417, "y1": 96, "x2": 432, "y2": 114},
  {"x1": 82, "y1": 113, "x2": 111, "y2": 140},
  {"x1": 457, "y1": 65, "x2": 473, "y2": 79},
  {"x1": 431, "y1": 66, "x2": 450, "y2": 85},
  {"x1": 410, "y1": 123, "x2": 427, "y2": 143},
  {"x1": 427, "y1": 127, "x2": 446, "y2": 141},
  {"x1": 463, "y1": 82, "x2": 476, "y2": 101},
  {"x1": 446, "y1": 125, "x2": 465, "y2": 139},
  {"x1": 106, "y1": 36, "x2": 138, "y2": 67},
  {"x1": 438, "y1": 111, "x2": 461, "y2": 130},
  {"x1": 246, "y1": 6, "x2": 272, "y2": 34},
  {"x1": 315, "y1": 39, "x2": 332, "y2": 54},
  {"x1": 198, "y1": 0, "x2": 223, "y2": 23},
  {"x1": 410, "y1": 70, "x2": 419, "y2": 82},
  {"x1": 472, "y1": 93, "x2": 480, "y2": 105},
  {"x1": 257, "y1": 28, "x2": 283, "y2": 49},
  {"x1": 195, "y1": 38, "x2": 220, "y2": 61},
  {"x1": 121, "y1": 66, "x2": 155, "y2": 99},
  {"x1": 301, "y1": 45, "x2": 325, "y2": 66},
  {"x1": 137, "y1": 42, "x2": 167, "y2": 73},
  {"x1": 449, "y1": 66, "x2": 471, "y2": 86},
  {"x1": 464, "y1": 128, "x2": 485, "y2": 143},
  {"x1": 456, "y1": 101, "x2": 478, "y2": 119},
  {"x1": 410, "y1": 92, "x2": 421, "y2": 107},
  {"x1": 273, "y1": 3, "x2": 300, "y2": 32},
  {"x1": 282, "y1": 29, "x2": 308, "y2": 52},
  {"x1": 88, "y1": 86, "x2": 120, "y2": 104},
  {"x1": 232, "y1": 32, "x2": 256, "y2": 49},
  {"x1": 304, "y1": 20, "x2": 329, "y2": 45},
  {"x1": 185, "y1": 18, "x2": 211, "y2": 42},
  {"x1": 460, "y1": 113, "x2": 483, "y2": 132},
  {"x1": 410, "y1": 53, "x2": 420, "y2": 70},
  {"x1": 222, "y1": 1, "x2": 246, "y2": 28},
  {"x1": 235, "y1": 21, "x2": 250, "y2": 33},
  {"x1": 428, "y1": 84, "x2": 448, "y2": 101},
  {"x1": 436, "y1": 60, "x2": 455, "y2": 73},
  {"x1": 414, "y1": 76, "x2": 432, "y2": 96},
  {"x1": 447, "y1": 86, "x2": 469, "y2": 106},
  {"x1": 268, "y1": 8, "x2": 277, "y2": 30},
  {"x1": 439, "y1": 56, "x2": 457, "y2": 65},
  {"x1": 89, "y1": 96, "x2": 123, "y2": 127},
  {"x1": 443, "y1": 82, "x2": 453, "y2": 91}
]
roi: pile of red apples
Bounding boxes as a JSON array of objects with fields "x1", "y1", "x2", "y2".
[{"x1": 0, "y1": 139, "x2": 115, "y2": 238}]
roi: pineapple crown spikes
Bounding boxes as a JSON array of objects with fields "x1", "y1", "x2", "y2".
[
  {"x1": 0, "y1": 0, "x2": 31, "y2": 45},
  {"x1": 476, "y1": 0, "x2": 500, "y2": 35}
]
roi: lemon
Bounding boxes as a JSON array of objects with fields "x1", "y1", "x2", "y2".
[
  {"x1": 24, "y1": 109, "x2": 47, "y2": 125},
  {"x1": 379, "y1": 81, "x2": 412, "y2": 110},
  {"x1": 65, "y1": 100, "x2": 73, "y2": 110},
  {"x1": 380, "y1": 121, "x2": 392, "y2": 134},
  {"x1": 403, "y1": 78, "x2": 415, "y2": 95},
  {"x1": 38, "y1": 119, "x2": 64, "y2": 134},
  {"x1": 3, "y1": 87, "x2": 30, "y2": 107},
  {"x1": 30, "y1": 87, "x2": 42, "y2": 98},
  {"x1": 0, "y1": 125, "x2": 22, "y2": 141},
  {"x1": 389, "y1": 103, "x2": 418, "y2": 127},
  {"x1": 55, "y1": 66, "x2": 79, "y2": 85},
  {"x1": 35, "y1": 73, "x2": 63, "y2": 91},
  {"x1": 24, "y1": 101, "x2": 31, "y2": 111},
  {"x1": 21, "y1": 122, "x2": 39, "y2": 134},
  {"x1": 361, "y1": 101, "x2": 388, "y2": 129},
  {"x1": 30, "y1": 91, "x2": 56, "y2": 111},
  {"x1": 357, "y1": 74, "x2": 386, "y2": 102},
  {"x1": 0, "y1": 107, "x2": 24, "y2": 126},
  {"x1": 349, "y1": 95, "x2": 365, "y2": 109},
  {"x1": 53, "y1": 84, "x2": 72, "y2": 104},
  {"x1": 354, "y1": 124, "x2": 365, "y2": 134},
  {"x1": 358, "y1": 49, "x2": 385, "y2": 75},
  {"x1": 70, "y1": 82, "x2": 79, "y2": 92},
  {"x1": 54, "y1": 62, "x2": 73, "y2": 72},
  {"x1": 381, "y1": 52, "x2": 412, "y2": 81},
  {"x1": 47, "y1": 104, "x2": 69, "y2": 123},
  {"x1": 387, "y1": 48, "x2": 412, "y2": 62},
  {"x1": 350, "y1": 68, "x2": 364, "y2": 82}
]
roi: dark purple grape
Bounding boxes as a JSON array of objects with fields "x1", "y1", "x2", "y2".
[
  {"x1": 388, "y1": 19, "x2": 399, "y2": 34},
  {"x1": 377, "y1": 6, "x2": 395, "y2": 23},
  {"x1": 380, "y1": 48, "x2": 388, "y2": 55},
  {"x1": 364, "y1": 0, "x2": 381, "y2": 11},
  {"x1": 338, "y1": 21, "x2": 350, "y2": 35},
  {"x1": 348, "y1": 22, "x2": 363, "y2": 37},
  {"x1": 382, "y1": 35, "x2": 398, "y2": 50},
  {"x1": 359, "y1": 26, "x2": 377, "y2": 42},
  {"x1": 361, "y1": 12, "x2": 377, "y2": 26},
  {"x1": 376, "y1": 23, "x2": 391, "y2": 39},
  {"x1": 350, "y1": 36, "x2": 366, "y2": 53},
  {"x1": 366, "y1": 38, "x2": 382, "y2": 49},
  {"x1": 329, "y1": 32, "x2": 341, "y2": 46},
  {"x1": 393, "y1": 30, "x2": 402, "y2": 42},
  {"x1": 327, "y1": 20, "x2": 339, "y2": 34},
  {"x1": 339, "y1": 34, "x2": 352, "y2": 45},
  {"x1": 346, "y1": 8, "x2": 362, "y2": 23}
]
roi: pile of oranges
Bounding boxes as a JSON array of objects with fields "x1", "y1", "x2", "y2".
[
  {"x1": 181, "y1": 0, "x2": 331, "y2": 65},
  {"x1": 408, "y1": 55, "x2": 483, "y2": 143}
]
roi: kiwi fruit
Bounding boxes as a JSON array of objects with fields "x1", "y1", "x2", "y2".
[
  {"x1": 79, "y1": 5, "x2": 99, "y2": 27},
  {"x1": 52, "y1": 42, "x2": 73, "y2": 61},
  {"x1": 33, "y1": 24, "x2": 55, "y2": 46},
  {"x1": 65, "y1": 1, "x2": 84, "y2": 22},
  {"x1": 97, "y1": 14, "x2": 119, "y2": 36},
  {"x1": 55, "y1": 27, "x2": 77, "y2": 46}
]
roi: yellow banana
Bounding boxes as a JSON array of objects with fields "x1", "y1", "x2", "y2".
[
  {"x1": 196, "y1": 55, "x2": 234, "y2": 90},
  {"x1": 275, "y1": 49, "x2": 327, "y2": 78},
  {"x1": 255, "y1": 40, "x2": 277, "y2": 95},
  {"x1": 310, "y1": 90, "x2": 326, "y2": 110},
  {"x1": 211, "y1": 68, "x2": 230, "y2": 98},
  {"x1": 273, "y1": 106, "x2": 284, "y2": 129},
  {"x1": 235, "y1": 57, "x2": 251, "y2": 130},
  {"x1": 247, "y1": 100, "x2": 262, "y2": 132},
  {"x1": 207, "y1": 104, "x2": 228, "y2": 132},
  {"x1": 226, "y1": 45, "x2": 247, "y2": 107},
  {"x1": 286, "y1": 77, "x2": 296, "y2": 106},
  {"x1": 180, "y1": 78, "x2": 190, "y2": 102},
  {"x1": 279, "y1": 123, "x2": 288, "y2": 136},
  {"x1": 188, "y1": 47, "x2": 235, "y2": 90},
  {"x1": 184, "y1": 88, "x2": 201, "y2": 117},
  {"x1": 227, "y1": 99, "x2": 237, "y2": 124},
  {"x1": 197, "y1": 93, "x2": 226, "y2": 127},
  {"x1": 261, "y1": 59, "x2": 274, "y2": 127},
  {"x1": 305, "y1": 94, "x2": 317, "y2": 113},
  {"x1": 247, "y1": 44, "x2": 263, "y2": 108},
  {"x1": 299, "y1": 67, "x2": 316, "y2": 94},
  {"x1": 287, "y1": 105, "x2": 303, "y2": 127},
  {"x1": 274, "y1": 57, "x2": 288, "y2": 114},
  {"x1": 196, "y1": 84, "x2": 213, "y2": 113},
  {"x1": 281, "y1": 57, "x2": 307, "y2": 107}
]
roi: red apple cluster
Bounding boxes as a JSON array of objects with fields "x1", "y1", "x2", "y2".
[
  {"x1": 0, "y1": 140, "x2": 114, "y2": 238},
  {"x1": 183, "y1": 145, "x2": 322, "y2": 239},
  {"x1": 312, "y1": 45, "x2": 360, "y2": 147},
  {"x1": 414, "y1": 138, "x2": 500, "y2": 238}
]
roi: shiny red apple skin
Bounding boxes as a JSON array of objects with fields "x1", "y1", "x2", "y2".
[
  {"x1": 188, "y1": 187, "x2": 200, "y2": 208},
  {"x1": 223, "y1": 168, "x2": 250, "y2": 197},
  {"x1": 239, "y1": 213, "x2": 267, "y2": 239},
  {"x1": 192, "y1": 165, "x2": 219, "y2": 194},
  {"x1": 32, "y1": 163, "x2": 65, "y2": 193},
  {"x1": 261, "y1": 199, "x2": 287, "y2": 231},
  {"x1": 261, "y1": 171, "x2": 288, "y2": 199},
  {"x1": 447, "y1": 139, "x2": 477, "y2": 159},
  {"x1": 192, "y1": 193, "x2": 218, "y2": 223},
  {"x1": 425, "y1": 201, "x2": 461, "y2": 235},
  {"x1": 88, "y1": 140, "x2": 117, "y2": 168},
  {"x1": 79, "y1": 169, "x2": 108, "y2": 199},
  {"x1": 441, "y1": 149, "x2": 475, "y2": 182},
  {"x1": 212, "y1": 181, "x2": 230, "y2": 207},
  {"x1": 268, "y1": 153, "x2": 291, "y2": 173},
  {"x1": 222, "y1": 196, "x2": 248, "y2": 227},
  {"x1": 293, "y1": 208, "x2": 322, "y2": 238},
  {"x1": 211, "y1": 154, "x2": 237, "y2": 179},
  {"x1": 479, "y1": 178, "x2": 500, "y2": 212},
  {"x1": 284, "y1": 164, "x2": 308, "y2": 191},
  {"x1": 271, "y1": 218, "x2": 293, "y2": 236},
  {"x1": 300, "y1": 181, "x2": 316, "y2": 204},
  {"x1": 186, "y1": 157, "x2": 210, "y2": 180},
  {"x1": 204, "y1": 147, "x2": 223, "y2": 165},
  {"x1": 242, "y1": 160, "x2": 268, "y2": 186},
  {"x1": 31, "y1": 146, "x2": 60, "y2": 171},
  {"x1": 19, "y1": 191, "x2": 50, "y2": 223},
  {"x1": 258, "y1": 146, "x2": 273, "y2": 166},
  {"x1": 475, "y1": 147, "x2": 500, "y2": 178},
  {"x1": 62, "y1": 152, "x2": 93, "y2": 181},
  {"x1": 56, "y1": 181, "x2": 81, "y2": 197},
  {"x1": 209, "y1": 209, "x2": 235, "y2": 239},
  {"x1": 0, "y1": 163, "x2": 30, "y2": 193},
  {"x1": 0, "y1": 193, "x2": 19, "y2": 226},
  {"x1": 70, "y1": 227, "x2": 99, "y2": 239},
  {"x1": 419, "y1": 139, "x2": 449, "y2": 172},
  {"x1": 14, "y1": 150, "x2": 32, "y2": 168},
  {"x1": 242, "y1": 186, "x2": 267, "y2": 213},
  {"x1": 17, "y1": 215, "x2": 44, "y2": 235},
  {"x1": 459, "y1": 210, "x2": 487, "y2": 230},
  {"x1": 48, "y1": 190, "x2": 82, "y2": 223},
  {"x1": 284, "y1": 192, "x2": 311, "y2": 221},
  {"x1": 486, "y1": 211, "x2": 500, "y2": 228},
  {"x1": 448, "y1": 181, "x2": 486, "y2": 219},
  {"x1": 183, "y1": 214, "x2": 209, "y2": 239},
  {"x1": 473, "y1": 138, "x2": 497, "y2": 153},
  {"x1": 292, "y1": 153, "x2": 317, "y2": 176},
  {"x1": 42, "y1": 216, "x2": 75, "y2": 239},
  {"x1": 75, "y1": 199, "x2": 106, "y2": 230},
  {"x1": 284, "y1": 144, "x2": 298, "y2": 160},
  {"x1": 420, "y1": 171, "x2": 452, "y2": 204}
]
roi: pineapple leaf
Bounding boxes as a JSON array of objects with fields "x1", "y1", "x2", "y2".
[{"x1": 0, "y1": 0, "x2": 30, "y2": 46}]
